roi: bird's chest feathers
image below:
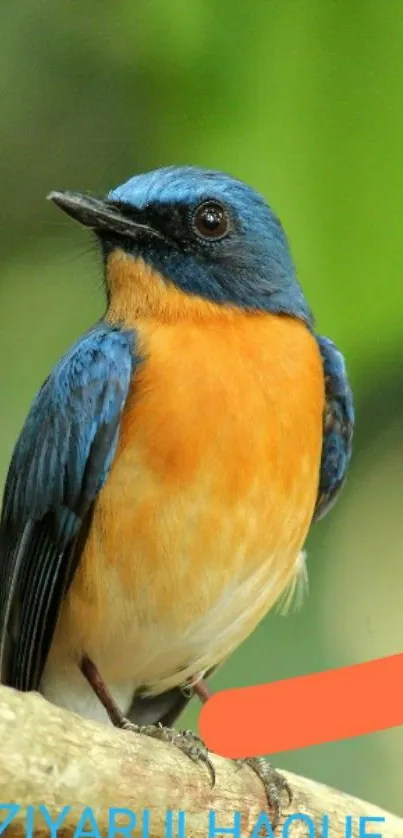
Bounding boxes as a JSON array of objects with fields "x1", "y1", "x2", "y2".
[
  {"x1": 71, "y1": 313, "x2": 324, "y2": 692},
  {"x1": 116, "y1": 313, "x2": 323, "y2": 489}
]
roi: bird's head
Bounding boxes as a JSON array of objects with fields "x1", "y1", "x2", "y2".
[{"x1": 49, "y1": 166, "x2": 313, "y2": 326}]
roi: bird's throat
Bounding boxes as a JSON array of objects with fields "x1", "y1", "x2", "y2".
[{"x1": 105, "y1": 249, "x2": 239, "y2": 326}]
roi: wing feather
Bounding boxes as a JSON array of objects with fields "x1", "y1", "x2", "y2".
[
  {"x1": 0, "y1": 323, "x2": 136, "y2": 690},
  {"x1": 313, "y1": 334, "x2": 354, "y2": 522}
]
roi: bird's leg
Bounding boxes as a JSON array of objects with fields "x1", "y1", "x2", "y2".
[
  {"x1": 81, "y1": 658, "x2": 289, "y2": 824},
  {"x1": 80, "y1": 656, "x2": 215, "y2": 785},
  {"x1": 191, "y1": 678, "x2": 212, "y2": 703},
  {"x1": 182, "y1": 676, "x2": 291, "y2": 828},
  {"x1": 180, "y1": 676, "x2": 212, "y2": 703},
  {"x1": 80, "y1": 655, "x2": 127, "y2": 727}
]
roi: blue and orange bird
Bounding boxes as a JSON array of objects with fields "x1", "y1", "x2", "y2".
[{"x1": 0, "y1": 166, "x2": 353, "y2": 823}]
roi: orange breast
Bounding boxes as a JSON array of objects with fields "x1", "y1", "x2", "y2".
[{"x1": 51, "y1": 310, "x2": 325, "y2": 695}]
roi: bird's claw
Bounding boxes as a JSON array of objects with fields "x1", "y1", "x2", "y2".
[
  {"x1": 120, "y1": 718, "x2": 289, "y2": 824},
  {"x1": 235, "y1": 757, "x2": 292, "y2": 829},
  {"x1": 120, "y1": 720, "x2": 215, "y2": 787}
]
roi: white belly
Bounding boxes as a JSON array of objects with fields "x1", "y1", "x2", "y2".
[
  {"x1": 40, "y1": 665, "x2": 137, "y2": 725},
  {"x1": 40, "y1": 549, "x2": 307, "y2": 724}
]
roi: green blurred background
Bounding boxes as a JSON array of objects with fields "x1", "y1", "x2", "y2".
[{"x1": 1, "y1": 0, "x2": 403, "y2": 817}]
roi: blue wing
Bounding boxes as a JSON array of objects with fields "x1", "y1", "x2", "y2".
[
  {"x1": 313, "y1": 335, "x2": 354, "y2": 522},
  {"x1": 0, "y1": 323, "x2": 136, "y2": 691}
]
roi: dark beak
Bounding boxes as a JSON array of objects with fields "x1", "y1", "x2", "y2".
[{"x1": 47, "y1": 190, "x2": 164, "y2": 241}]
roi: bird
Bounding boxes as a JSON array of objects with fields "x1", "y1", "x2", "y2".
[{"x1": 0, "y1": 165, "x2": 354, "y2": 825}]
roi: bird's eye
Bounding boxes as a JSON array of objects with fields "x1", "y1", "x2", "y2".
[{"x1": 192, "y1": 201, "x2": 230, "y2": 240}]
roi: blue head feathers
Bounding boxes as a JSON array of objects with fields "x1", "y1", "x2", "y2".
[{"x1": 50, "y1": 165, "x2": 314, "y2": 325}]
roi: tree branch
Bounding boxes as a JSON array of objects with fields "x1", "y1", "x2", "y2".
[{"x1": 0, "y1": 685, "x2": 400, "y2": 837}]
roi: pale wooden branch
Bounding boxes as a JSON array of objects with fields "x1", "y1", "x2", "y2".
[{"x1": 0, "y1": 685, "x2": 400, "y2": 837}]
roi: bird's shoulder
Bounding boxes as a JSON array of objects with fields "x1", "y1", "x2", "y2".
[{"x1": 1, "y1": 323, "x2": 137, "y2": 532}]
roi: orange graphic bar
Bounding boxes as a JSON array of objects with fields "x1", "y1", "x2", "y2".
[{"x1": 199, "y1": 653, "x2": 403, "y2": 758}]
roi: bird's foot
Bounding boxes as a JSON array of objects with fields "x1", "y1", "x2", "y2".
[
  {"x1": 120, "y1": 720, "x2": 215, "y2": 786},
  {"x1": 235, "y1": 757, "x2": 292, "y2": 829}
]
